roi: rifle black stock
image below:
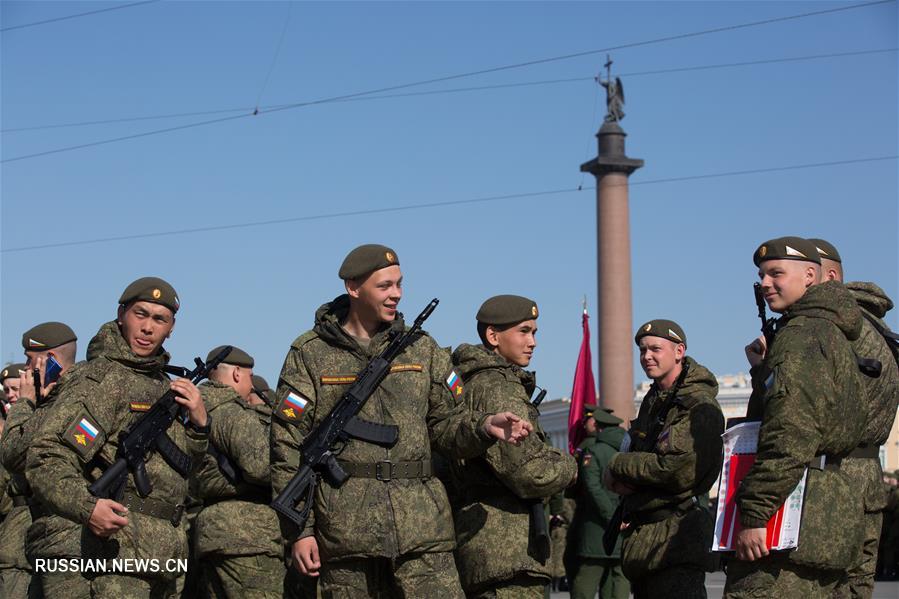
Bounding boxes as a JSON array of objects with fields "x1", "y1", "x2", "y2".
[
  {"x1": 88, "y1": 345, "x2": 233, "y2": 500},
  {"x1": 271, "y1": 299, "x2": 439, "y2": 528},
  {"x1": 754, "y1": 282, "x2": 777, "y2": 346}
]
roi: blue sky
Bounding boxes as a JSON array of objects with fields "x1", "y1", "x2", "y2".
[{"x1": 2, "y1": 1, "x2": 896, "y2": 399}]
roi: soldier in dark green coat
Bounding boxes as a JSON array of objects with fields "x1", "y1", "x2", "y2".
[
  {"x1": 26, "y1": 278, "x2": 212, "y2": 598},
  {"x1": 604, "y1": 319, "x2": 724, "y2": 599},
  {"x1": 808, "y1": 239, "x2": 899, "y2": 599},
  {"x1": 569, "y1": 409, "x2": 629, "y2": 599},
  {"x1": 193, "y1": 346, "x2": 286, "y2": 598},
  {"x1": 270, "y1": 245, "x2": 534, "y2": 598},
  {"x1": 725, "y1": 237, "x2": 868, "y2": 598},
  {"x1": 450, "y1": 295, "x2": 577, "y2": 598}
]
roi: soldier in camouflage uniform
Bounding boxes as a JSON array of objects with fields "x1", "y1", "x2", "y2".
[
  {"x1": 270, "y1": 244, "x2": 533, "y2": 598},
  {"x1": 604, "y1": 319, "x2": 724, "y2": 599},
  {"x1": 1, "y1": 324, "x2": 79, "y2": 599},
  {"x1": 449, "y1": 295, "x2": 577, "y2": 598},
  {"x1": 193, "y1": 346, "x2": 285, "y2": 598},
  {"x1": 725, "y1": 237, "x2": 868, "y2": 598},
  {"x1": 807, "y1": 238, "x2": 899, "y2": 599},
  {"x1": 569, "y1": 409, "x2": 629, "y2": 599},
  {"x1": 26, "y1": 277, "x2": 212, "y2": 598}
]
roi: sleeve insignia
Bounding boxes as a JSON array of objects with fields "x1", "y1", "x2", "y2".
[
  {"x1": 63, "y1": 411, "x2": 104, "y2": 459},
  {"x1": 129, "y1": 402, "x2": 152, "y2": 412},
  {"x1": 320, "y1": 374, "x2": 358, "y2": 385},
  {"x1": 445, "y1": 370, "x2": 464, "y2": 396},
  {"x1": 276, "y1": 391, "x2": 309, "y2": 423},
  {"x1": 656, "y1": 428, "x2": 671, "y2": 452}
]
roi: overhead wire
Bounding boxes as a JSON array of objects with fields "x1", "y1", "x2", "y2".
[
  {"x1": 1, "y1": 0, "x2": 893, "y2": 161},
  {"x1": 2, "y1": 155, "x2": 894, "y2": 253},
  {"x1": 0, "y1": 0, "x2": 161, "y2": 33}
]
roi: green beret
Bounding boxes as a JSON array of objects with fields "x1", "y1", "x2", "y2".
[
  {"x1": 21, "y1": 322, "x2": 77, "y2": 351},
  {"x1": 753, "y1": 236, "x2": 821, "y2": 267},
  {"x1": 476, "y1": 295, "x2": 539, "y2": 326},
  {"x1": 635, "y1": 319, "x2": 687, "y2": 348},
  {"x1": 338, "y1": 244, "x2": 400, "y2": 280},
  {"x1": 808, "y1": 238, "x2": 842, "y2": 263},
  {"x1": 206, "y1": 345, "x2": 254, "y2": 368},
  {"x1": 119, "y1": 277, "x2": 180, "y2": 313},
  {"x1": 593, "y1": 409, "x2": 623, "y2": 426},
  {"x1": 1, "y1": 363, "x2": 27, "y2": 382},
  {"x1": 251, "y1": 374, "x2": 272, "y2": 395}
]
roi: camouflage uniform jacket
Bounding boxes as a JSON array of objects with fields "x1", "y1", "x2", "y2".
[
  {"x1": 25, "y1": 321, "x2": 208, "y2": 576},
  {"x1": 194, "y1": 381, "x2": 281, "y2": 558},
  {"x1": 608, "y1": 357, "x2": 724, "y2": 516},
  {"x1": 270, "y1": 295, "x2": 496, "y2": 561},
  {"x1": 449, "y1": 343, "x2": 576, "y2": 590},
  {"x1": 0, "y1": 397, "x2": 40, "y2": 571},
  {"x1": 736, "y1": 281, "x2": 867, "y2": 528}
]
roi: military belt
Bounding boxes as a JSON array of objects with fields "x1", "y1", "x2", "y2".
[
  {"x1": 338, "y1": 460, "x2": 432, "y2": 481},
  {"x1": 627, "y1": 497, "x2": 696, "y2": 528},
  {"x1": 121, "y1": 492, "x2": 184, "y2": 527},
  {"x1": 808, "y1": 455, "x2": 842, "y2": 471},
  {"x1": 847, "y1": 445, "x2": 880, "y2": 459}
]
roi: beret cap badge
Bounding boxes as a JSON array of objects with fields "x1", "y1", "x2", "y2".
[
  {"x1": 531, "y1": 305, "x2": 538, "y2": 317},
  {"x1": 385, "y1": 251, "x2": 395, "y2": 263},
  {"x1": 152, "y1": 289, "x2": 162, "y2": 299},
  {"x1": 644, "y1": 323, "x2": 652, "y2": 332}
]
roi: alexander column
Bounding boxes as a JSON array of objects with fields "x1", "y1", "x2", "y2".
[{"x1": 580, "y1": 56, "x2": 643, "y2": 423}]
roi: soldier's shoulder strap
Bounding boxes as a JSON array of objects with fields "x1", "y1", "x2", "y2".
[
  {"x1": 291, "y1": 330, "x2": 320, "y2": 351},
  {"x1": 861, "y1": 310, "x2": 899, "y2": 365}
]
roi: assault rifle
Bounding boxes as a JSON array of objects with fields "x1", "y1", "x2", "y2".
[
  {"x1": 528, "y1": 387, "x2": 552, "y2": 562},
  {"x1": 88, "y1": 345, "x2": 233, "y2": 500},
  {"x1": 753, "y1": 282, "x2": 777, "y2": 347},
  {"x1": 271, "y1": 299, "x2": 439, "y2": 528}
]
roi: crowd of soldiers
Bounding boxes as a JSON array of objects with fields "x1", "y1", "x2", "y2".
[{"x1": 0, "y1": 237, "x2": 895, "y2": 599}]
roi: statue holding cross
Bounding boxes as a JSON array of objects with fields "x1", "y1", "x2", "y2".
[{"x1": 598, "y1": 55, "x2": 625, "y2": 123}]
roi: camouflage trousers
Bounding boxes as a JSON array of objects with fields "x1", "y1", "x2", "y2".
[
  {"x1": 467, "y1": 573, "x2": 547, "y2": 598},
  {"x1": 320, "y1": 551, "x2": 464, "y2": 598},
  {"x1": 0, "y1": 566, "x2": 40, "y2": 598},
  {"x1": 201, "y1": 553, "x2": 285, "y2": 599},
  {"x1": 630, "y1": 566, "x2": 706, "y2": 599},
  {"x1": 39, "y1": 572, "x2": 177, "y2": 598},
  {"x1": 833, "y1": 510, "x2": 882, "y2": 599},
  {"x1": 570, "y1": 558, "x2": 629, "y2": 599},
  {"x1": 723, "y1": 555, "x2": 842, "y2": 598}
]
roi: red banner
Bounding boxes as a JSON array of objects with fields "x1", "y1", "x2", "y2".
[{"x1": 568, "y1": 309, "x2": 596, "y2": 454}]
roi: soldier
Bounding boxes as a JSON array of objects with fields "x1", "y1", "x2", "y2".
[
  {"x1": 806, "y1": 238, "x2": 899, "y2": 599},
  {"x1": 0, "y1": 323, "x2": 78, "y2": 599},
  {"x1": 193, "y1": 345, "x2": 285, "y2": 598},
  {"x1": 26, "y1": 277, "x2": 211, "y2": 597},
  {"x1": 250, "y1": 375, "x2": 275, "y2": 407},
  {"x1": 449, "y1": 295, "x2": 577, "y2": 597},
  {"x1": 603, "y1": 319, "x2": 723, "y2": 599},
  {"x1": 569, "y1": 409, "x2": 629, "y2": 599},
  {"x1": 724, "y1": 237, "x2": 867, "y2": 597},
  {"x1": 270, "y1": 244, "x2": 533, "y2": 597},
  {"x1": 1, "y1": 365, "x2": 24, "y2": 406}
]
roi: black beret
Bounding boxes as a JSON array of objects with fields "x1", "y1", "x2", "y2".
[
  {"x1": 593, "y1": 409, "x2": 623, "y2": 426},
  {"x1": 207, "y1": 345, "x2": 254, "y2": 368},
  {"x1": 476, "y1": 295, "x2": 539, "y2": 326},
  {"x1": 338, "y1": 244, "x2": 399, "y2": 280},
  {"x1": 808, "y1": 238, "x2": 842, "y2": 264},
  {"x1": 1, "y1": 363, "x2": 27, "y2": 382},
  {"x1": 119, "y1": 277, "x2": 180, "y2": 313},
  {"x1": 753, "y1": 237, "x2": 821, "y2": 267},
  {"x1": 21, "y1": 322, "x2": 77, "y2": 351},
  {"x1": 635, "y1": 319, "x2": 687, "y2": 348}
]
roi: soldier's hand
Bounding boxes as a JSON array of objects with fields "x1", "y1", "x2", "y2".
[
  {"x1": 171, "y1": 379, "x2": 207, "y2": 428},
  {"x1": 292, "y1": 536, "x2": 321, "y2": 576},
  {"x1": 16, "y1": 369, "x2": 34, "y2": 404},
  {"x1": 88, "y1": 499, "x2": 129, "y2": 538},
  {"x1": 734, "y1": 526, "x2": 769, "y2": 561},
  {"x1": 483, "y1": 412, "x2": 533, "y2": 445},
  {"x1": 744, "y1": 336, "x2": 767, "y2": 368}
]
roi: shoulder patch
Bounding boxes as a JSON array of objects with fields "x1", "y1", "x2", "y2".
[
  {"x1": 390, "y1": 363, "x2": 423, "y2": 373},
  {"x1": 321, "y1": 374, "x2": 357, "y2": 385},
  {"x1": 445, "y1": 370, "x2": 464, "y2": 397},
  {"x1": 276, "y1": 391, "x2": 309, "y2": 424},
  {"x1": 63, "y1": 411, "x2": 105, "y2": 459}
]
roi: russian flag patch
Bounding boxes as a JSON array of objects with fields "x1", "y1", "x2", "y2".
[
  {"x1": 64, "y1": 411, "x2": 104, "y2": 458},
  {"x1": 445, "y1": 370, "x2": 464, "y2": 397},
  {"x1": 278, "y1": 391, "x2": 309, "y2": 423}
]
